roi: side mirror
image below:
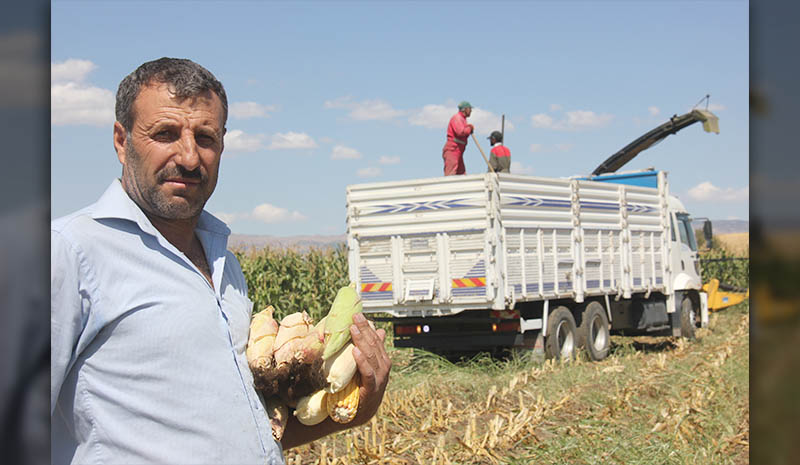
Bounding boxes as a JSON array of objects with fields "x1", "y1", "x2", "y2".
[{"x1": 703, "y1": 220, "x2": 713, "y2": 248}]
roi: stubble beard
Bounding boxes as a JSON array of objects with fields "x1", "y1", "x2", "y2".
[{"x1": 121, "y1": 138, "x2": 212, "y2": 220}]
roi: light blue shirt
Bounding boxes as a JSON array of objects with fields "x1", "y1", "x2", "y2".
[{"x1": 51, "y1": 179, "x2": 285, "y2": 465}]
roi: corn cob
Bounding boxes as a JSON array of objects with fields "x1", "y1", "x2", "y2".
[
  {"x1": 293, "y1": 389, "x2": 329, "y2": 426},
  {"x1": 322, "y1": 341, "x2": 357, "y2": 393},
  {"x1": 246, "y1": 306, "x2": 279, "y2": 371},
  {"x1": 326, "y1": 372, "x2": 360, "y2": 423},
  {"x1": 322, "y1": 284, "x2": 363, "y2": 360},
  {"x1": 272, "y1": 311, "x2": 314, "y2": 367}
]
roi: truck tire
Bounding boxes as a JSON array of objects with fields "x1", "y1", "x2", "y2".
[
  {"x1": 577, "y1": 302, "x2": 610, "y2": 361},
  {"x1": 680, "y1": 296, "x2": 697, "y2": 340},
  {"x1": 545, "y1": 306, "x2": 577, "y2": 361}
]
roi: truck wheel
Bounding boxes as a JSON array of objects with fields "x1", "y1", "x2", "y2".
[
  {"x1": 680, "y1": 297, "x2": 697, "y2": 340},
  {"x1": 545, "y1": 306, "x2": 577, "y2": 361},
  {"x1": 577, "y1": 302, "x2": 610, "y2": 361}
]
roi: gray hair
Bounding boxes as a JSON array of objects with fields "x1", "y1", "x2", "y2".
[{"x1": 115, "y1": 57, "x2": 228, "y2": 131}]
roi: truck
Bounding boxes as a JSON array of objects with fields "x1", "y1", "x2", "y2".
[{"x1": 345, "y1": 108, "x2": 719, "y2": 360}]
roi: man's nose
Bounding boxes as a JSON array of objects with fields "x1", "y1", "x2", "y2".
[{"x1": 175, "y1": 131, "x2": 201, "y2": 170}]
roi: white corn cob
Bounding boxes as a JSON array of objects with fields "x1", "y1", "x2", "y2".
[
  {"x1": 272, "y1": 311, "x2": 314, "y2": 367},
  {"x1": 323, "y1": 341, "x2": 357, "y2": 394},
  {"x1": 246, "y1": 306, "x2": 279, "y2": 370},
  {"x1": 293, "y1": 389, "x2": 329, "y2": 426}
]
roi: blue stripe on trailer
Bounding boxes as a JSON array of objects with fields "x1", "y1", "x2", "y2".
[
  {"x1": 452, "y1": 287, "x2": 486, "y2": 296},
  {"x1": 372, "y1": 198, "x2": 472, "y2": 215},
  {"x1": 361, "y1": 291, "x2": 393, "y2": 300},
  {"x1": 513, "y1": 283, "x2": 540, "y2": 294}
]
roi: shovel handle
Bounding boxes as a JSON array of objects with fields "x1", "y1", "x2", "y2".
[{"x1": 471, "y1": 133, "x2": 495, "y2": 173}]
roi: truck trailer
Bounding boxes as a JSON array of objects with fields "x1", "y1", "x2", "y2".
[{"x1": 345, "y1": 169, "x2": 710, "y2": 360}]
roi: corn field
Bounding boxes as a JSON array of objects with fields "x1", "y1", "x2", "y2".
[
  {"x1": 235, "y1": 246, "x2": 349, "y2": 322},
  {"x1": 699, "y1": 236, "x2": 749, "y2": 290}
]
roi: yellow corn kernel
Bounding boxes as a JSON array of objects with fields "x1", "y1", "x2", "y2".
[{"x1": 326, "y1": 373, "x2": 360, "y2": 423}]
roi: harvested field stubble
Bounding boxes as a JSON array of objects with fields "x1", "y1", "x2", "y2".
[{"x1": 283, "y1": 303, "x2": 749, "y2": 464}]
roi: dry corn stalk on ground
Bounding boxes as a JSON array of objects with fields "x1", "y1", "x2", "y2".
[{"x1": 284, "y1": 303, "x2": 749, "y2": 464}]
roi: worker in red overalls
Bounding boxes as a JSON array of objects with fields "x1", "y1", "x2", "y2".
[
  {"x1": 441, "y1": 101, "x2": 474, "y2": 175},
  {"x1": 487, "y1": 130, "x2": 511, "y2": 173}
]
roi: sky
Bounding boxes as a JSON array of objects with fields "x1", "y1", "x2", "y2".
[{"x1": 50, "y1": 1, "x2": 749, "y2": 237}]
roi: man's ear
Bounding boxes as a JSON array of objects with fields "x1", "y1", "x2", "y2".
[{"x1": 113, "y1": 121, "x2": 127, "y2": 165}]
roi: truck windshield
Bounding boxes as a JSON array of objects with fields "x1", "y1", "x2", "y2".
[{"x1": 676, "y1": 213, "x2": 698, "y2": 251}]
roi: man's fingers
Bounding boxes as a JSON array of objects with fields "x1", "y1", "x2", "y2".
[
  {"x1": 350, "y1": 315, "x2": 390, "y2": 378},
  {"x1": 352, "y1": 345, "x2": 377, "y2": 391}
]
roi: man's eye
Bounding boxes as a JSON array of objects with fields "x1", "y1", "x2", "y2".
[
  {"x1": 154, "y1": 130, "x2": 176, "y2": 141},
  {"x1": 196, "y1": 134, "x2": 217, "y2": 147}
]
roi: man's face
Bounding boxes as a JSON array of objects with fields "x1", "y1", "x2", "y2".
[
  {"x1": 114, "y1": 83, "x2": 225, "y2": 220},
  {"x1": 463, "y1": 107, "x2": 472, "y2": 117}
]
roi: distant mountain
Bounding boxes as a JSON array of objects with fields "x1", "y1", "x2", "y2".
[
  {"x1": 231, "y1": 219, "x2": 748, "y2": 252},
  {"x1": 692, "y1": 219, "x2": 749, "y2": 235},
  {"x1": 228, "y1": 233, "x2": 346, "y2": 252}
]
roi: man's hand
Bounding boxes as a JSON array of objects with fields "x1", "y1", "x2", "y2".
[
  {"x1": 280, "y1": 312, "x2": 392, "y2": 450},
  {"x1": 348, "y1": 312, "x2": 391, "y2": 426},
  {"x1": 468, "y1": 124, "x2": 474, "y2": 134}
]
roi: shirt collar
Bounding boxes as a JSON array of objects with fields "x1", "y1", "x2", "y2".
[
  {"x1": 492, "y1": 142, "x2": 503, "y2": 148},
  {"x1": 91, "y1": 179, "x2": 231, "y2": 238}
]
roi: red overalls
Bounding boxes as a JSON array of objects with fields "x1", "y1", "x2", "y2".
[{"x1": 442, "y1": 112, "x2": 471, "y2": 175}]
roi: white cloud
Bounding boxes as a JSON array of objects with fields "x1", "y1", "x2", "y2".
[
  {"x1": 230, "y1": 101, "x2": 277, "y2": 119},
  {"x1": 324, "y1": 96, "x2": 404, "y2": 120},
  {"x1": 251, "y1": 203, "x2": 306, "y2": 223},
  {"x1": 469, "y1": 108, "x2": 514, "y2": 136},
  {"x1": 379, "y1": 155, "x2": 401, "y2": 165},
  {"x1": 224, "y1": 129, "x2": 265, "y2": 152},
  {"x1": 511, "y1": 161, "x2": 534, "y2": 175},
  {"x1": 225, "y1": 130, "x2": 320, "y2": 152},
  {"x1": 529, "y1": 143, "x2": 543, "y2": 153},
  {"x1": 50, "y1": 57, "x2": 115, "y2": 126},
  {"x1": 687, "y1": 181, "x2": 749, "y2": 202},
  {"x1": 51, "y1": 82, "x2": 115, "y2": 126},
  {"x1": 549, "y1": 103, "x2": 562, "y2": 112},
  {"x1": 531, "y1": 113, "x2": 554, "y2": 129},
  {"x1": 268, "y1": 132, "x2": 317, "y2": 150},
  {"x1": 408, "y1": 104, "x2": 452, "y2": 129},
  {"x1": 51, "y1": 58, "x2": 96, "y2": 84},
  {"x1": 331, "y1": 145, "x2": 362, "y2": 160},
  {"x1": 648, "y1": 106, "x2": 660, "y2": 116},
  {"x1": 357, "y1": 167, "x2": 382, "y2": 178},
  {"x1": 564, "y1": 110, "x2": 613, "y2": 129},
  {"x1": 555, "y1": 143, "x2": 574, "y2": 152},
  {"x1": 531, "y1": 109, "x2": 614, "y2": 131},
  {"x1": 216, "y1": 203, "x2": 306, "y2": 225},
  {"x1": 407, "y1": 102, "x2": 514, "y2": 135}
]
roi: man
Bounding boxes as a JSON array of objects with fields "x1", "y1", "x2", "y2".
[
  {"x1": 487, "y1": 130, "x2": 511, "y2": 173},
  {"x1": 441, "y1": 101, "x2": 474, "y2": 175},
  {"x1": 51, "y1": 58, "x2": 391, "y2": 465}
]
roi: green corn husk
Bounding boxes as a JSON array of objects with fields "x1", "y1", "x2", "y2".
[{"x1": 322, "y1": 284, "x2": 362, "y2": 360}]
